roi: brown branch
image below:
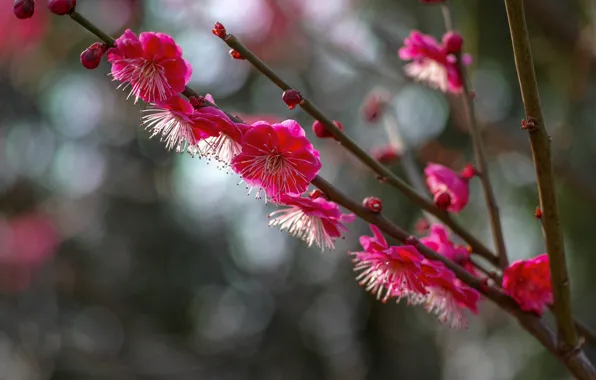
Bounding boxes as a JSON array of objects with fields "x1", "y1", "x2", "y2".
[
  {"x1": 217, "y1": 32, "x2": 499, "y2": 265},
  {"x1": 503, "y1": 0, "x2": 581, "y2": 354}
]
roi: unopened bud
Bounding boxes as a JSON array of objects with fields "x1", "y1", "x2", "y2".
[
  {"x1": 48, "y1": 0, "x2": 76, "y2": 15},
  {"x1": 212, "y1": 22, "x2": 227, "y2": 39},
  {"x1": 442, "y1": 31, "x2": 463, "y2": 54},
  {"x1": 363, "y1": 196, "x2": 383, "y2": 213},
  {"x1": 80, "y1": 42, "x2": 107, "y2": 70},
  {"x1": 282, "y1": 89, "x2": 303, "y2": 110},
  {"x1": 434, "y1": 192, "x2": 452, "y2": 210},
  {"x1": 312, "y1": 120, "x2": 343, "y2": 139},
  {"x1": 14, "y1": 0, "x2": 35, "y2": 19}
]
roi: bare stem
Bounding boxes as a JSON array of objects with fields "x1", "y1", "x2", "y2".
[
  {"x1": 219, "y1": 33, "x2": 499, "y2": 265},
  {"x1": 441, "y1": 3, "x2": 509, "y2": 268},
  {"x1": 503, "y1": 0, "x2": 580, "y2": 352}
]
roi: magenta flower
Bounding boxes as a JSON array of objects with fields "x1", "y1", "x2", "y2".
[
  {"x1": 142, "y1": 96, "x2": 233, "y2": 155},
  {"x1": 425, "y1": 163, "x2": 470, "y2": 212},
  {"x1": 352, "y1": 225, "x2": 440, "y2": 303},
  {"x1": 107, "y1": 29, "x2": 192, "y2": 104},
  {"x1": 422, "y1": 260, "x2": 480, "y2": 328},
  {"x1": 420, "y1": 224, "x2": 477, "y2": 275},
  {"x1": 268, "y1": 194, "x2": 355, "y2": 250},
  {"x1": 398, "y1": 31, "x2": 471, "y2": 94},
  {"x1": 502, "y1": 254, "x2": 552, "y2": 315},
  {"x1": 231, "y1": 120, "x2": 322, "y2": 201}
]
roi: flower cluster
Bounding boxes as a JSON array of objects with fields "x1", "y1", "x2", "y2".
[{"x1": 352, "y1": 224, "x2": 480, "y2": 328}]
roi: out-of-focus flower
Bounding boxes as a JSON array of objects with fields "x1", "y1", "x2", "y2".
[
  {"x1": 0, "y1": 213, "x2": 60, "y2": 293},
  {"x1": 107, "y1": 29, "x2": 192, "y2": 104},
  {"x1": 371, "y1": 144, "x2": 401, "y2": 165},
  {"x1": 47, "y1": 0, "x2": 76, "y2": 15},
  {"x1": 442, "y1": 31, "x2": 463, "y2": 55},
  {"x1": 422, "y1": 260, "x2": 480, "y2": 328},
  {"x1": 142, "y1": 96, "x2": 226, "y2": 155},
  {"x1": 80, "y1": 42, "x2": 108, "y2": 70},
  {"x1": 4, "y1": 1, "x2": 47, "y2": 55},
  {"x1": 268, "y1": 194, "x2": 355, "y2": 251},
  {"x1": 352, "y1": 225, "x2": 440, "y2": 303},
  {"x1": 420, "y1": 224, "x2": 477, "y2": 275},
  {"x1": 425, "y1": 163, "x2": 469, "y2": 212},
  {"x1": 502, "y1": 254, "x2": 552, "y2": 315},
  {"x1": 362, "y1": 89, "x2": 391, "y2": 123},
  {"x1": 398, "y1": 31, "x2": 471, "y2": 93},
  {"x1": 231, "y1": 120, "x2": 321, "y2": 201}
]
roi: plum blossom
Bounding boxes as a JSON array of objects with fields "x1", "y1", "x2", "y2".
[
  {"x1": 420, "y1": 224, "x2": 477, "y2": 275},
  {"x1": 398, "y1": 31, "x2": 471, "y2": 93},
  {"x1": 268, "y1": 194, "x2": 355, "y2": 250},
  {"x1": 425, "y1": 163, "x2": 470, "y2": 212},
  {"x1": 107, "y1": 29, "x2": 192, "y2": 104},
  {"x1": 351, "y1": 225, "x2": 440, "y2": 304},
  {"x1": 502, "y1": 254, "x2": 552, "y2": 315},
  {"x1": 231, "y1": 120, "x2": 322, "y2": 201}
]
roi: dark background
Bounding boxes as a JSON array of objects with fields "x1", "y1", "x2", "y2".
[{"x1": 0, "y1": 0, "x2": 595, "y2": 379}]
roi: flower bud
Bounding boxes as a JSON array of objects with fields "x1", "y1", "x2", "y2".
[
  {"x1": 362, "y1": 89, "x2": 390, "y2": 123},
  {"x1": 371, "y1": 145, "x2": 400, "y2": 164},
  {"x1": 312, "y1": 120, "x2": 343, "y2": 139},
  {"x1": 363, "y1": 196, "x2": 383, "y2": 213},
  {"x1": 460, "y1": 164, "x2": 477, "y2": 180},
  {"x1": 48, "y1": 0, "x2": 76, "y2": 15},
  {"x1": 14, "y1": 0, "x2": 35, "y2": 19},
  {"x1": 80, "y1": 42, "x2": 107, "y2": 70},
  {"x1": 229, "y1": 49, "x2": 245, "y2": 60},
  {"x1": 282, "y1": 89, "x2": 303, "y2": 110},
  {"x1": 442, "y1": 31, "x2": 463, "y2": 55},
  {"x1": 405, "y1": 236, "x2": 419, "y2": 245},
  {"x1": 535, "y1": 207, "x2": 542, "y2": 219},
  {"x1": 212, "y1": 22, "x2": 227, "y2": 39}
]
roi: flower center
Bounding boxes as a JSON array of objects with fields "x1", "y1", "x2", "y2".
[{"x1": 265, "y1": 153, "x2": 284, "y2": 173}]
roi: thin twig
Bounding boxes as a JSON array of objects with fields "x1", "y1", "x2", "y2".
[
  {"x1": 312, "y1": 175, "x2": 595, "y2": 379},
  {"x1": 441, "y1": 4, "x2": 509, "y2": 268},
  {"x1": 219, "y1": 32, "x2": 499, "y2": 265},
  {"x1": 503, "y1": 0, "x2": 581, "y2": 353}
]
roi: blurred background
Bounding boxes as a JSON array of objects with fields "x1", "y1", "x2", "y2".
[{"x1": 1, "y1": 0, "x2": 595, "y2": 378}]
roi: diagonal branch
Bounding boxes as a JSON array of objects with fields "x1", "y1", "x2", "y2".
[
  {"x1": 217, "y1": 31, "x2": 499, "y2": 265},
  {"x1": 503, "y1": 0, "x2": 580, "y2": 352}
]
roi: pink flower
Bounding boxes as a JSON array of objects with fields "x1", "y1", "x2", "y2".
[
  {"x1": 502, "y1": 254, "x2": 552, "y2": 315},
  {"x1": 420, "y1": 224, "x2": 477, "y2": 275},
  {"x1": 268, "y1": 194, "x2": 355, "y2": 250},
  {"x1": 422, "y1": 260, "x2": 480, "y2": 328},
  {"x1": 352, "y1": 225, "x2": 440, "y2": 303},
  {"x1": 142, "y1": 96, "x2": 232, "y2": 155},
  {"x1": 398, "y1": 31, "x2": 471, "y2": 93},
  {"x1": 107, "y1": 29, "x2": 192, "y2": 104},
  {"x1": 231, "y1": 120, "x2": 322, "y2": 201},
  {"x1": 425, "y1": 163, "x2": 469, "y2": 212}
]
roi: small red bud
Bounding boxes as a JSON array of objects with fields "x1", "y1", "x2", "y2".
[
  {"x1": 535, "y1": 207, "x2": 542, "y2": 219},
  {"x1": 309, "y1": 189, "x2": 325, "y2": 199},
  {"x1": 363, "y1": 196, "x2": 383, "y2": 213},
  {"x1": 371, "y1": 145, "x2": 400, "y2": 165},
  {"x1": 229, "y1": 49, "x2": 245, "y2": 60},
  {"x1": 405, "y1": 236, "x2": 418, "y2": 245},
  {"x1": 312, "y1": 120, "x2": 343, "y2": 139},
  {"x1": 14, "y1": 0, "x2": 35, "y2": 19},
  {"x1": 48, "y1": 0, "x2": 76, "y2": 15},
  {"x1": 282, "y1": 89, "x2": 303, "y2": 110},
  {"x1": 442, "y1": 31, "x2": 463, "y2": 54},
  {"x1": 80, "y1": 42, "x2": 107, "y2": 70},
  {"x1": 212, "y1": 22, "x2": 227, "y2": 39},
  {"x1": 466, "y1": 245, "x2": 473, "y2": 254},
  {"x1": 189, "y1": 96, "x2": 205, "y2": 109},
  {"x1": 420, "y1": 0, "x2": 445, "y2": 3},
  {"x1": 434, "y1": 192, "x2": 452, "y2": 210},
  {"x1": 460, "y1": 164, "x2": 477, "y2": 180}
]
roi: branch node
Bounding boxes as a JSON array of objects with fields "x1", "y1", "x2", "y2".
[{"x1": 521, "y1": 117, "x2": 538, "y2": 131}]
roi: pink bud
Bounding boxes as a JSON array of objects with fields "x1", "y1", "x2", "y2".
[
  {"x1": 362, "y1": 90, "x2": 390, "y2": 123},
  {"x1": 371, "y1": 145, "x2": 400, "y2": 164},
  {"x1": 14, "y1": 0, "x2": 35, "y2": 19},
  {"x1": 363, "y1": 196, "x2": 383, "y2": 213},
  {"x1": 312, "y1": 120, "x2": 343, "y2": 139},
  {"x1": 48, "y1": 0, "x2": 76, "y2": 15},
  {"x1": 282, "y1": 89, "x2": 303, "y2": 110},
  {"x1": 442, "y1": 32, "x2": 463, "y2": 55},
  {"x1": 434, "y1": 192, "x2": 452, "y2": 210},
  {"x1": 212, "y1": 22, "x2": 227, "y2": 39},
  {"x1": 80, "y1": 42, "x2": 107, "y2": 70},
  {"x1": 460, "y1": 164, "x2": 477, "y2": 180},
  {"x1": 229, "y1": 49, "x2": 245, "y2": 60}
]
